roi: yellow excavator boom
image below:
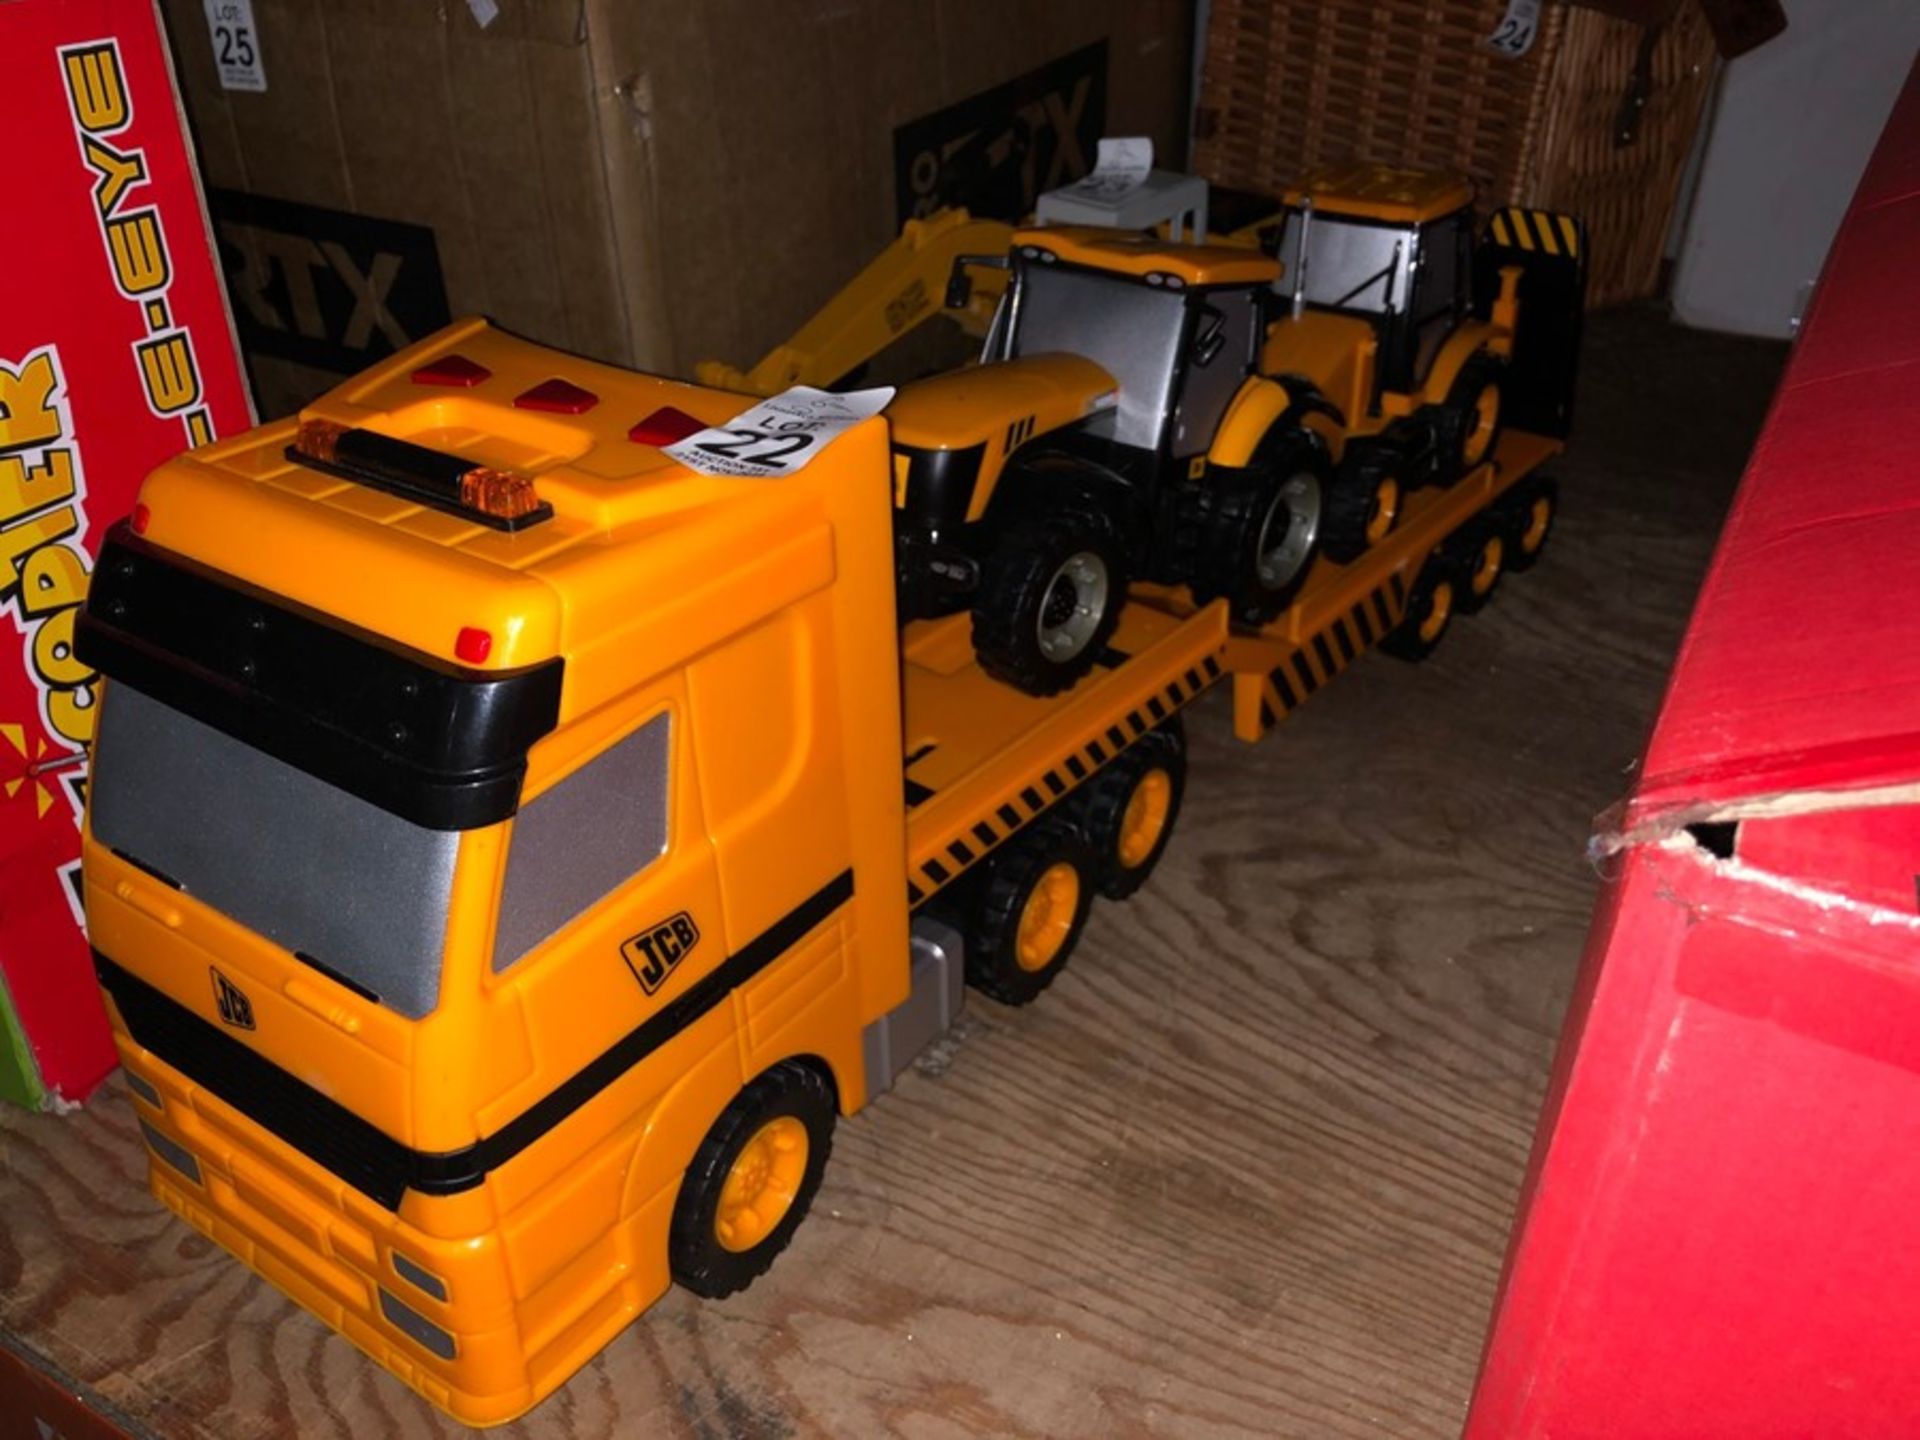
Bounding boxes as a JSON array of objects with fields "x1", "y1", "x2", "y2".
[{"x1": 695, "y1": 208, "x2": 1015, "y2": 397}]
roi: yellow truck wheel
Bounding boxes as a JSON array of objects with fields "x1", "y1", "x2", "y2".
[
  {"x1": 1495, "y1": 476, "x2": 1559, "y2": 574},
  {"x1": 1321, "y1": 444, "x2": 1407, "y2": 565},
  {"x1": 963, "y1": 826, "x2": 1096, "y2": 1005},
  {"x1": 1186, "y1": 435, "x2": 1330, "y2": 626},
  {"x1": 1380, "y1": 550, "x2": 1466, "y2": 664},
  {"x1": 1444, "y1": 354, "x2": 1507, "y2": 481},
  {"x1": 1074, "y1": 724, "x2": 1187, "y2": 900},
  {"x1": 668, "y1": 1061, "x2": 836, "y2": 1299},
  {"x1": 1443, "y1": 519, "x2": 1506, "y2": 616},
  {"x1": 972, "y1": 511, "x2": 1128, "y2": 697}
]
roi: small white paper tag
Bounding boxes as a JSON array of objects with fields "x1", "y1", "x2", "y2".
[
  {"x1": 467, "y1": 0, "x2": 500, "y2": 29},
  {"x1": 1065, "y1": 136, "x2": 1155, "y2": 202},
  {"x1": 665, "y1": 386, "x2": 895, "y2": 479},
  {"x1": 1484, "y1": 0, "x2": 1542, "y2": 57},
  {"x1": 203, "y1": 0, "x2": 267, "y2": 91}
]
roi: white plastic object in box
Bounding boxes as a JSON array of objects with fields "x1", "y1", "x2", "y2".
[{"x1": 1036, "y1": 169, "x2": 1211, "y2": 242}]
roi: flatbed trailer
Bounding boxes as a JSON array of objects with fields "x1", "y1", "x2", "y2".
[{"x1": 866, "y1": 425, "x2": 1560, "y2": 1085}]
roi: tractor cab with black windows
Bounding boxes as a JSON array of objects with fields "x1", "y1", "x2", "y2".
[{"x1": 1265, "y1": 166, "x2": 1479, "y2": 403}]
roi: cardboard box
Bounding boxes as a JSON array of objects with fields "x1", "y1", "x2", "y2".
[
  {"x1": 1468, "y1": 55, "x2": 1920, "y2": 1437},
  {"x1": 0, "y1": 0, "x2": 253, "y2": 1106},
  {"x1": 154, "y1": 0, "x2": 1194, "y2": 417},
  {"x1": 0, "y1": 1338, "x2": 137, "y2": 1440}
]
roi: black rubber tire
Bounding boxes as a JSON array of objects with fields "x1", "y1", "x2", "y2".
[
  {"x1": 972, "y1": 510, "x2": 1128, "y2": 697},
  {"x1": 1444, "y1": 517, "x2": 1506, "y2": 616},
  {"x1": 1186, "y1": 434, "x2": 1330, "y2": 626},
  {"x1": 964, "y1": 825, "x2": 1096, "y2": 1006},
  {"x1": 1444, "y1": 353, "x2": 1508, "y2": 481},
  {"x1": 1320, "y1": 445, "x2": 1407, "y2": 565},
  {"x1": 1075, "y1": 723, "x2": 1187, "y2": 899},
  {"x1": 1495, "y1": 476, "x2": 1558, "y2": 574},
  {"x1": 669, "y1": 1061, "x2": 836, "y2": 1299},
  {"x1": 1380, "y1": 551, "x2": 1466, "y2": 663}
]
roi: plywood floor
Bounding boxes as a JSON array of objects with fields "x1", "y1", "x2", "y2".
[{"x1": 0, "y1": 310, "x2": 1787, "y2": 1439}]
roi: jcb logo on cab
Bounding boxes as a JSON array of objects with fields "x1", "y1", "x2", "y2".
[{"x1": 621, "y1": 913, "x2": 700, "y2": 995}]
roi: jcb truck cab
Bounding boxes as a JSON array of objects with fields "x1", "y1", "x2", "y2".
[{"x1": 76, "y1": 325, "x2": 915, "y2": 1424}]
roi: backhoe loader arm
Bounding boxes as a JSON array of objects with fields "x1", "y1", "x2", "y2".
[{"x1": 695, "y1": 208, "x2": 1014, "y2": 397}]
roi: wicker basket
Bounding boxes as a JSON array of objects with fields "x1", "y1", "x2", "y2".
[{"x1": 1193, "y1": 1, "x2": 1719, "y2": 305}]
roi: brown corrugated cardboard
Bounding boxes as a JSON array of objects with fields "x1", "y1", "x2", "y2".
[{"x1": 156, "y1": 0, "x2": 1192, "y2": 417}]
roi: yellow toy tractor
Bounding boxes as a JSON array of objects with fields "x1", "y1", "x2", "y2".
[{"x1": 887, "y1": 164, "x2": 1584, "y2": 695}]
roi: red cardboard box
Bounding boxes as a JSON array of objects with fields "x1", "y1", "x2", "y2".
[
  {"x1": 1468, "y1": 57, "x2": 1920, "y2": 1437},
  {"x1": 0, "y1": 0, "x2": 250, "y2": 1107},
  {"x1": 0, "y1": 1340, "x2": 137, "y2": 1440}
]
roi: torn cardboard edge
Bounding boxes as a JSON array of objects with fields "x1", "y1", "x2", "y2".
[
  {"x1": 1593, "y1": 779, "x2": 1920, "y2": 938},
  {"x1": 1653, "y1": 832, "x2": 1920, "y2": 935},
  {"x1": 1594, "y1": 777, "x2": 1920, "y2": 856}
]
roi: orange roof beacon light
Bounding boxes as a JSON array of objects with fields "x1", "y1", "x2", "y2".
[
  {"x1": 288, "y1": 418, "x2": 554, "y2": 530},
  {"x1": 77, "y1": 258, "x2": 1584, "y2": 1425},
  {"x1": 290, "y1": 416, "x2": 348, "y2": 464},
  {"x1": 458, "y1": 466, "x2": 543, "y2": 523}
]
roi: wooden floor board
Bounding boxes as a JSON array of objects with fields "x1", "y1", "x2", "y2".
[{"x1": 0, "y1": 309, "x2": 1787, "y2": 1437}]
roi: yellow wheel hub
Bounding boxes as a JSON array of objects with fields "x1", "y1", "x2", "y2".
[
  {"x1": 1364, "y1": 477, "x2": 1402, "y2": 546},
  {"x1": 1117, "y1": 769, "x2": 1173, "y2": 869},
  {"x1": 714, "y1": 1115, "x2": 809, "y2": 1253},
  {"x1": 1015, "y1": 862, "x2": 1081, "y2": 972},
  {"x1": 1463, "y1": 382, "x2": 1500, "y2": 467},
  {"x1": 1417, "y1": 581, "x2": 1454, "y2": 643},
  {"x1": 1522, "y1": 495, "x2": 1552, "y2": 552},
  {"x1": 1472, "y1": 535, "x2": 1503, "y2": 594}
]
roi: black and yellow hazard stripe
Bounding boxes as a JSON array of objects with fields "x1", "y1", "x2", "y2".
[
  {"x1": 1256, "y1": 572, "x2": 1407, "y2": 734},
  {"x1": 906, "y1": 655, "x2": 1224, "y2": 907},
  {"x1": 1002, "y1": 413, "x2": 1038, "y2": 455},
  {"x1": 1487, "y1": 207, "x2": 1582, "y2": 260}
]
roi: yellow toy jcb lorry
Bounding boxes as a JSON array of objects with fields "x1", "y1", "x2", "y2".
[{"x1": 77, "y1": 176, "x2": 1584, "y2": 1427}]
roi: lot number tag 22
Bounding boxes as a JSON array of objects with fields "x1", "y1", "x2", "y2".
[{"x1": 665, "y1": 386, "x2": 895, "y2": 479}]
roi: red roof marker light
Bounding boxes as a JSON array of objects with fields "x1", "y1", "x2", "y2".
[
  {"x1": 628, "y1": 406, "x2": 706, "y2": 447},
  {"x1": 411, "y1": 354, "x2": 491, "y2": 387},
  {"x1": 130, "y1": 502, "x2": 151, "y2": 535},
  {"x1": 515, "y1": 378, "x2": 598, "y2": 414}
]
